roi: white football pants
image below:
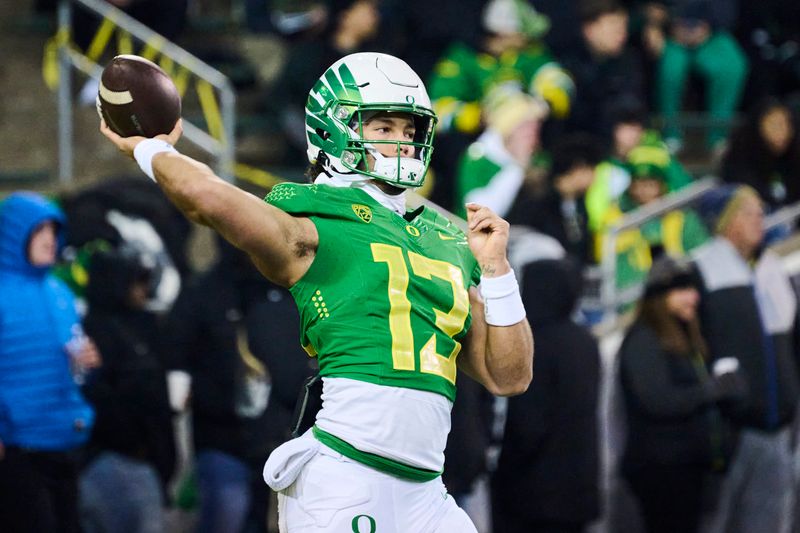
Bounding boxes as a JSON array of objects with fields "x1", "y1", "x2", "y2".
[{"x1": 271, "y1": 439, "x2": 477, "y2": 532}]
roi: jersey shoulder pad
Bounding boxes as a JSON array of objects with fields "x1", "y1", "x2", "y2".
[
  {"x1": 266, "y1": 182, "x2": 372, "y2": 222},
  {"x1": 265, "y1": 182, "x2": 317, "y2": 214}
]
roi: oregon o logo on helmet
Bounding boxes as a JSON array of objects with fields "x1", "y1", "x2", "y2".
[
  {"x1": 406, "y1": 95, "x2": 415, "y2": 104},
  {"x1": 352, "y1": 514, "x2": 377, "y2": 532}
]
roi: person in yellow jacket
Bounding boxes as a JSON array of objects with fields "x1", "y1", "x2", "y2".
[
  {"x1": 595, "y1": 162, "x2": 708, "y2": 289},
  {"x1": 586, "y1": 104, "x2": 694, "y2": 233}
]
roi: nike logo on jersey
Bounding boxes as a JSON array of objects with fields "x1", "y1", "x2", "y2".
[{"x1": 437, "y1": 232, "x2": 468, "y2": 245}]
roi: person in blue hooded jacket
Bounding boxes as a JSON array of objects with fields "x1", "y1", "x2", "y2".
[{"x1": 0, "y1": 191, "x2": 100, "y2": 533}]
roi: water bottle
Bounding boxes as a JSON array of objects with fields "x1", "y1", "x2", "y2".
[{"x1": 65, "y1": 324, "x2": 90, "y2": 385}]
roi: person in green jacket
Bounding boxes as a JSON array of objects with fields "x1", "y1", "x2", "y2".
[
  {"x1": 428, "y1": 0, "x2": 573, "y2": 135},
  {"x1": 453, "y1": 90, "x2": 548, "y2": 218}
]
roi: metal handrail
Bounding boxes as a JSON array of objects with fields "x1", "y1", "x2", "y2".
[
  {"x1": 599, "y1": 176, "x2": 719, "y2": 318},
  {"x1": 588, "y1": 192, "x2": 800, "y2": 336},
  {"x1": 765, "y1": 200, "x2": 800, "y2": 230},
  {"x1": 57, "y1": 0, "x2": 236, "y2": 182}
]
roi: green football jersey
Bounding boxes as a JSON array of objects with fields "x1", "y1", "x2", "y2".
[{"x1": 266, "y1": 183, "x2": 481, "y2": 402}]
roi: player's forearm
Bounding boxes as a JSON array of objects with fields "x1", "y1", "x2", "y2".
[
  {"x1": 460, "y1": 290, "x2": 533, "y2": 397},
  {"x1": 466, "y1": 260, "x2": 533, "y2": 396},
  {"x1": 152, "y1": 152, "x2": 224, "y2": 226},
  {"x1": 484, "y1": 320, "x2": 533, "y2": 396},
  {"x1": 151, "y1": 152, "x2": 286, "y2": 260}
]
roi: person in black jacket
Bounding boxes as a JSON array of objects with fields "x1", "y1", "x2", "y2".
[
  {"x1": 259, "y1": 0, "x2": 400, "y2": 165},
  {"x1": 442, "y1": 373, "x2": 493, "y2": 507},
  {"x1": 618, "y1": 255, "x2": 745, "y2": 533},
  {"x1": 79, "y1": 247, "x2": 176, "y2": 533},
  {"x1": 166, "y1": 237, "x2": 314, "y2": 533},
  {"x1": 562, "y1": 0, "x2": 647, "y2": 138},
  {"x1": 491, "y1": 255, "x2": 601, "y2": 533},
  {"x1": 507, "y1": 134, "x2": 605, "y2": 265},
  {"x1": 721, "y1": 98, "x2": 800, "y2": 209},
  {"x1": 693, "y1": 185, "x2": 799, "y2": 533}
]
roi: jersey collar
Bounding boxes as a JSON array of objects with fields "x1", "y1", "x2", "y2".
[{"x1": 314, "y1": 170, "x2": 407, "y2": 216}]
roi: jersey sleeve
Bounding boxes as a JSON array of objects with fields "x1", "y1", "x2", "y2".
[
  {"x1": 470, "y1": 261, "x2": 482, "y2": 288},
  {"x1": 681, "y1": 209, "x2": 710, "y2": 251}
]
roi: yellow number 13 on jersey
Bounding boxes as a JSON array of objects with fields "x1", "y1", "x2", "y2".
[{"x1": 371, "y1": 243, "x2": 470, "y2": 385}]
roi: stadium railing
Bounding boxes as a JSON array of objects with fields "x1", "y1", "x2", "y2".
[
  {"x1": 585, "y1": 180, "x2": 800, "y2": 334},
  {"x1": 51, "y1": 0, "x2": 236, "y2": 183},
  {"x1": 582, "y1": 176, "x2": 719, "y2": 330}
]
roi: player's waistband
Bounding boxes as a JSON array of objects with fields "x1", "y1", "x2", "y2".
[{"x1": 312, "y1": 426, "x2": 442, "y2": 482}]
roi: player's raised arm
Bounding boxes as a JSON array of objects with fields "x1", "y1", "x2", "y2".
[
  {"x1": 458, "y1": 203, "x2": 534, "y2": 396},
  {"x1": 100, "y1": 120, "x2": 317, "y2": 288}
]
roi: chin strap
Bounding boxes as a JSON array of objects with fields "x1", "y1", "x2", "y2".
[{"x1": 314, "y1": 170, "x2": 407, "y2": 215}]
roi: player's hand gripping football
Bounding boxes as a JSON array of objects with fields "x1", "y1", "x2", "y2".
[
  {"x1": 100, "y1": 118, "x2": 183, "y2": 159},
  {"x1": 466, "y1": 203, "x2": 511, "y2": 278}
]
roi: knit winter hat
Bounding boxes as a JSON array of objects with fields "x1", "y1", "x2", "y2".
[
  {"x1": 628, "y1": 161, "x2": 667, "y2": 182},
  {"x1": 483, "y1": 0, "x2": 551, "y2": 39},
  {"x1": 483, "y1": 87, "x2": 548, "y2": 137},
  {"x1": 698, "y1": 184, "x2": 761, "y2": 234},
  {"x1": 644, "y1": 255, "x2": 697, "y2": 298}
]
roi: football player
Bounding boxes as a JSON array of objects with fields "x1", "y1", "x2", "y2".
[{"x1": 101, "y1": 52, "x2": 533, "y2": 532}]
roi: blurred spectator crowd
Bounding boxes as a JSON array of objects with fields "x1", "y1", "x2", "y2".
[
  {"x1": 232, "y1": 0, "x2": 800, "y2": 294},
  {"x1": 2, "y1": 0, "x2": 800, "y2": 532}
]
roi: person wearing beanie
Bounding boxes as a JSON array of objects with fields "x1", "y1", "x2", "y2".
[
  {"x1": 428, "y1": 0, "x2": 573, "y2": 136},
  {"x1": 453, "y1": 89, "x2": 548, "y2": 218},
  {"x1": 593, "y1": 159, "x2": 708, "y2": 291},
  {"x1": 585, "y1": 100, "x2": 694, "y2": 234},
  {"x1": 692, "y1": 184, "x2": 798, "y2": 533},
  {"x1": 78, "y1": 247, "x2": 176, "y2": 533},
  {"x1": 696, "y1": 184, "x2": 768, "y2": 256},
  {"x1": 492, "y1": 256, "x2": 601, "y2": 533},
  {"x1": 618, "y1": 254, "x2": 744, "y2": 533},
  {"x1": 0, "y1": 191, "x2": 100, "y2": 532}
]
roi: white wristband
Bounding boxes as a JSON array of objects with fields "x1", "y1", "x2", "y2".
[
  {"x1": 133, "y1": 138, "x2": 178, "y2": 181},
  {"x1": 479, "y1": 269, "x2": 526, "y2": 326}
]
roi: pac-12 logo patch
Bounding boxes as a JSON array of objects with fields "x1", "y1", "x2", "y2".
[{"x1": 352, "y1": 204, "x2": 372, "y2": 223}]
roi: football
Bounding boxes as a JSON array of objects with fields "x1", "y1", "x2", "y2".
[{"x1": 97, "y1": 55, "x2": 181, "y2": 138}]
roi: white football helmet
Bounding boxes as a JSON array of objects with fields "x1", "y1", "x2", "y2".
[{"x1": 305, "y1": 52, "x2": 437, "y2": 188}]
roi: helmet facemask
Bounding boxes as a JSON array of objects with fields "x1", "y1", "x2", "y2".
[{"x1": 341, "y1": 107, "x2": 436, "y2": 188}]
